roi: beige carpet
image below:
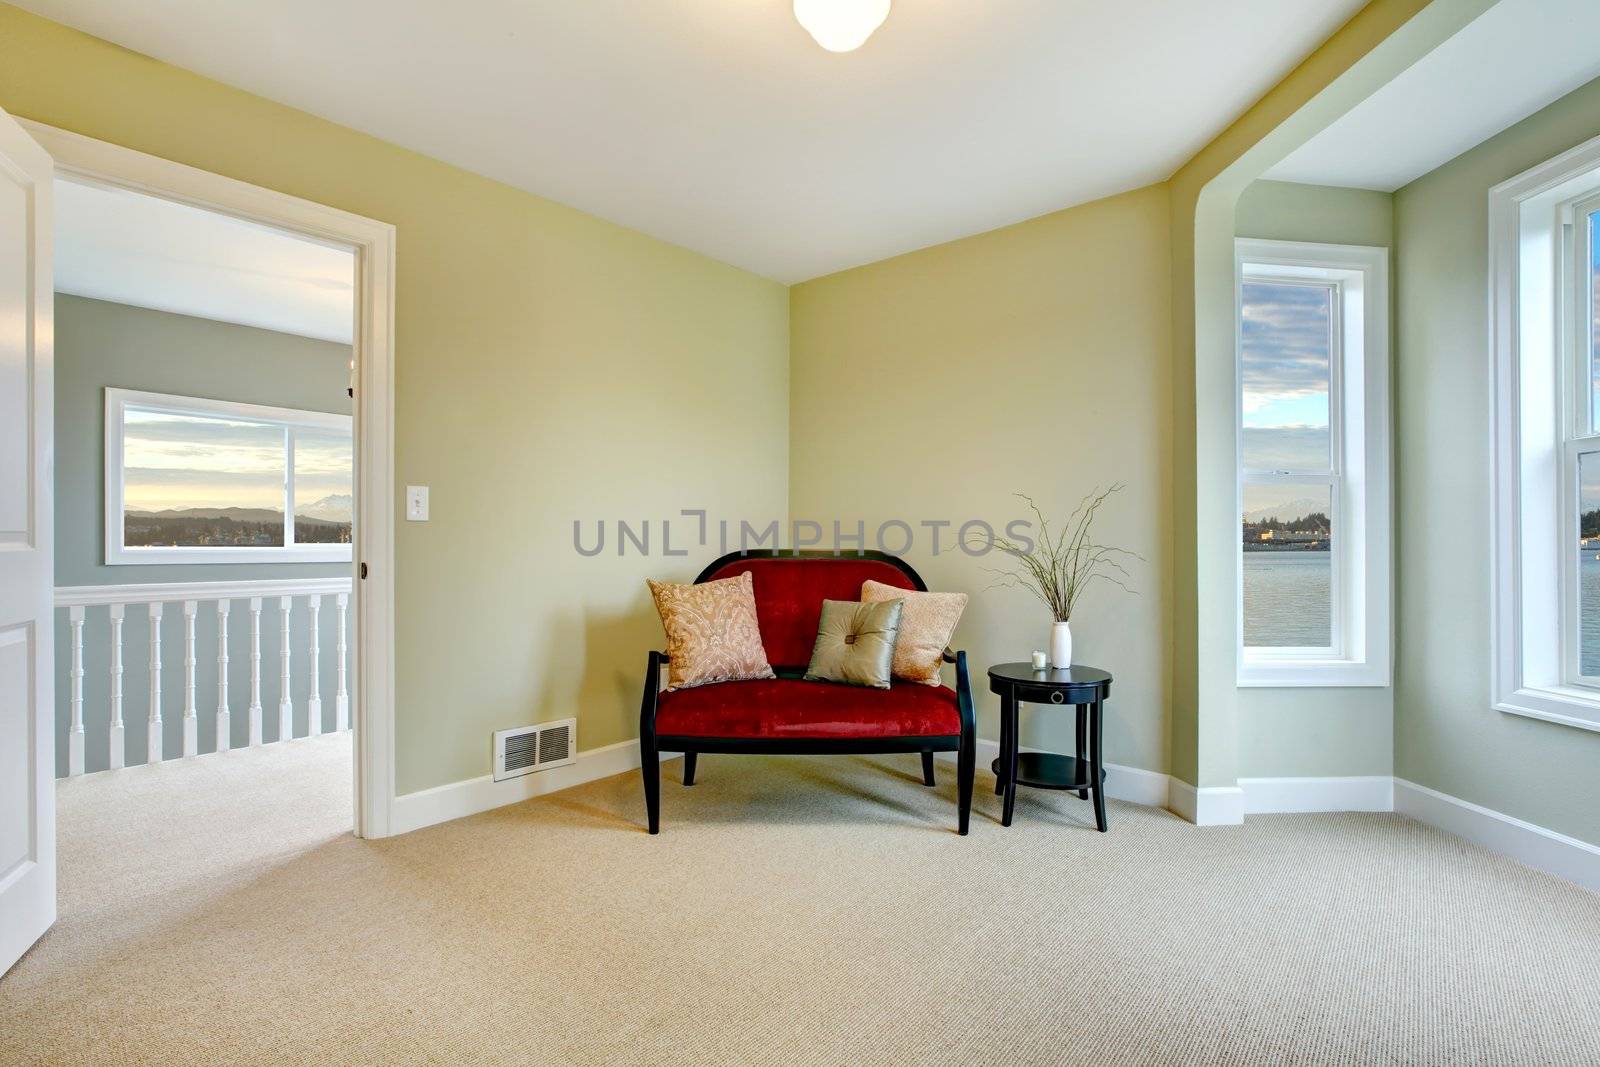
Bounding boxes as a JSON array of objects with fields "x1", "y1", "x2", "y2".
[{"x1": 3, "y1": 736, "x2": 1598, "y2": 1066}]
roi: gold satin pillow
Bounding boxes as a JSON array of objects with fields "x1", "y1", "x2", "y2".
[
  {"x1": 860, "y1": 580, "x2": 968, "y2": 686},
  {"x1": 647, "y1": 571, "x2": 775, "y2": 691},
  {"x1": 804, "y1": 599, "x2": 904, "y2": 689}
]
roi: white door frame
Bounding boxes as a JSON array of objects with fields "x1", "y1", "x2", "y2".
[{"x1": 23, "y1": 120, "x2": 399, "y2": 838}]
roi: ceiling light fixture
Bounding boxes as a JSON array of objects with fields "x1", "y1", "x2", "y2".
[{"x1": 793, "y1": 0, "x2": 891, "y2": 53}]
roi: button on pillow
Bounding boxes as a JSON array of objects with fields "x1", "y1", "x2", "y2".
[{"x1": 804, "y1": 599, "x2": 904, "y2": 689}]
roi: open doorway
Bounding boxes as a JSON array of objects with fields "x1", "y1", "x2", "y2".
[
  {"x1": 0, "y1": 112, "x2": 395, "y2": 979},
  {"x1": 50, "y1": 175, "x2": 360, "y2": 851}
]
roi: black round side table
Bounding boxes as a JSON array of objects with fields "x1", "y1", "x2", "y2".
[{"x1": 987, "y1": 663, "x2": 1114, "y2": 831}]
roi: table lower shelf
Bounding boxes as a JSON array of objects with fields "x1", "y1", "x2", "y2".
[{"x1": 992, "y1": 752, "x2": 1106, "y2": 792}]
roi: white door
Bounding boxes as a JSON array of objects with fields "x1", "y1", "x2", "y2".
[{"x1": 0, "y1": 107, "x2": 55, "y2": 977}]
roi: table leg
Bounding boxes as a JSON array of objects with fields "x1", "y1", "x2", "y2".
[
  {"x1": 1090, "y1": 697, "x2": 1107, "y2": 833},
  {"x1": 1002, "y1": 692, "x2": 1020, "y2": 827},
  {"x1": 995, "y1": 688, "x2": 1011, "y2": 795},
  {"x1": 1075, "y1": 703, "x2": 1088, "y2": 800}
]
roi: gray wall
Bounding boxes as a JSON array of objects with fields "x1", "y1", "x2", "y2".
[
  {"x1": 54, "y1": 295, "x2": 354, "y2": 774},
  {"x1": 1393, "y1": 76, "x2": 1600, "y2": 846},
  {"x1": 1230, "y1": 181, "x2": 1396, "y2": 779}
]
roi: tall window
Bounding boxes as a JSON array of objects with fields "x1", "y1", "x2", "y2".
[
  {"x1": 1567, "y1": 197, "x2": 1600, "y2": 686},
  {"x1": 1492, "y1": 136, "x2": 1600, "y2": 731},
  {"x1": 1236, "y1": 239, "x2": 1390, "y2": 687},
  {"x1": 106, "y1": 388, "x2": 352, "y2": 565}
]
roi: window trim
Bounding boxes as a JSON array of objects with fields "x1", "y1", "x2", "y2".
[
  {"x1": 1490, "y1": 132, "x2": 1600, "y2": 732},
  {"x1": 1235, "y1": 238, "x2": 1391, "y2": 688},
  {"x1": 105, "y1": 387, "x2": 353, "y2": 565}
]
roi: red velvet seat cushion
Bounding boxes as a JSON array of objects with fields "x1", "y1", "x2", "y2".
[
  {"x1": 700, "y1": 557, "x2": 919, "y2": 669},
  {"x1": 655, "y1": 678, "x2": 960, "y2": 739}
]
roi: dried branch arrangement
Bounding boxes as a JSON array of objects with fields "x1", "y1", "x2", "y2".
[{"x1": 971, "y1": 484, "x2": 1140, "y2": 622}]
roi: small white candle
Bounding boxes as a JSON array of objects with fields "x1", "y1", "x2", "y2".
[{"x1": 1031, "y1": 650, "x2": 1048, "y2": 670}]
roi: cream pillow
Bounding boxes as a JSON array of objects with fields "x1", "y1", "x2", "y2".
[
  {"x1": 860, "y1": 580, "x2": 968, "y2": 686},
  {"x1": 647, "y1": 571, "x2": 775, "y2": 691}
]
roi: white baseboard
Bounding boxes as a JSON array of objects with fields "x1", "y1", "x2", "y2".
[
  {"x1": 1241, "y1": 775, "x2": 1394, "y2": 815},
  {"x1": 390, "y1": 739, "x2": 678, "y2": 836},
  {"x1": 1395, "y1": 778, "x2": 1600, "y2": 894},
  {"x1": 936, "y1": 738, "x2": 1170, "y2": 808},
  {"x1": 389, "y1": 739, "x2": 1600, "y2": 895},
  {"x1": 1166, "y1": 778, "x2": 1245, "y2": 826}
]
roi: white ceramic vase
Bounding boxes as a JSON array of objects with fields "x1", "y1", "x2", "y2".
[{"x1": 1049, "y1": 620, "x2": 1073, "y2": 670}]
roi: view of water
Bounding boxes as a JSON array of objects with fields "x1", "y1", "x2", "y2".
[
  {"x1": 1582, "y1": 550, "x2": 1600, "y2": 676},
  {"x1": 1242, "y1": 551, "x2": 1331, "y2": 647},
  {"x1": 1246, "y1": 548, "x2": 1600, "y2": 671}
]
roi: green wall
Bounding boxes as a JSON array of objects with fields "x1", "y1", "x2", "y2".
[
  {"x1": 1393, "y1": 75, "x2": 1600, "y2": 845},
  {"x1": 54, "y1": 295, "x2": 352, "y2": 587},
  {"x1": 0, "y1": 3, "x2": 791, "y2": 795},
  {"x1": 790, "y1": 185, "x2": 1173, "y2": 773},
  {"x1": 1236, "y1": 180, "x2": 1394, "y2": 249},
  {"x1": 1167, "y1": 0, "x2": 1492, "y2": 790},
  {"x1": 1231, "y1": 180, "x2": 1395, "y2": 779},
  {"x1": 52, "y1": 295, "x2": 353, "y2": 773}
]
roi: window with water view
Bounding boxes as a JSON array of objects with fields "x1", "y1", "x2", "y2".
[
  {"x1": 1240, "y1": 278, "x2": 1336, "y2": 650},
  {"x1": 1576, "y1": 208, "x2": 1600, "y2": 679}
]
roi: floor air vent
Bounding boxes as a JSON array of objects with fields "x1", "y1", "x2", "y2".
[{"x1": 493, "y1": 718, "x2": 577, "y2": 781}]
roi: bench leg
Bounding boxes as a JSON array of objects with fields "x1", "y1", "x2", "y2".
[
  {"x1": 920, "y1": 750, "x2": 936, "y2": 787},
  {"x1": 957, "y1": 736, "x2": 975, "y2": 836},
  {"x1": 641, "y1": 738, "x2": 660, "y2": 834},
  {"x1": 683, "y1": 751, "x2": 697, "y2": 786}
]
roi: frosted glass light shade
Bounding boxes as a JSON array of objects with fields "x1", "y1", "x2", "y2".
[{"x1": 793, "y1": 0, "x2": 891, "y2": 53}]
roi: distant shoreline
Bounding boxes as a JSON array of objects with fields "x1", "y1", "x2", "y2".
[{"x1": 1242, "y1": 544, "x2": 1330, "y2": 553}]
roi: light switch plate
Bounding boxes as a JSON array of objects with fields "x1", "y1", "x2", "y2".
[{"x1": 406, "y1": 485, "x2": 429, "y2": 522}]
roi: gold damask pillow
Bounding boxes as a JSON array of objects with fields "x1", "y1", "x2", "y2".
[
  {"x1": 860, "y1": 580, "x2": 968, "y2": 685},
  {"x1": 647, "y1": 571, "x2": 775, "y2": 691}
]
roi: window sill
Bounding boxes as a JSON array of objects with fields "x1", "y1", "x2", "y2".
[
  {"x1": 1495, "y1": 684, "x2": 1600, "y2": 733},
  {"x1": 1238, "y1": 658, "x2": 1389, "y2": 689},
  {"x1": 107, "y1": 545, "x2": 354, "y2": 566}
]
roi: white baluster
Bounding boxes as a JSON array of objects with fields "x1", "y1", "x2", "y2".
[
  {"x1": 182, "y1": 600, "x2": 198, "y2": 757},
  {"x1": 147, "y1": 602, "x2": 164, "y2": 764},
  {"x1": 335, "y1": 593, "x2": 350, "y2": 732},
  {"x1": 248, "y1": 597, "x2": 263, "y2": 746},
  {"x1": 277, "y1": 596, "x2": 293, "y2": 741},
  {"x1": 216, "y1": 600, "x2": 231, "y2": 753},
  {"x1": 306, "y1": 594, "x2": 323, "y2": 736},
  {"x1": 68, "y1": 606, "x2": 85, "y2": 777},
  {"x1": 108, "y1": 604, "x2": 125, "y2": 770}
]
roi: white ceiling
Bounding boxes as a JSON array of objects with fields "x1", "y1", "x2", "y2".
[
  {"x1": 19, "y1": 0, "x2": 1366, "y2": 283},
  {"x1": 55, "y1": 178, "x2": 356, "y2": 343},
  {"x1": 1265, "y1": 0, "x2": 1600, "y2": 191}
]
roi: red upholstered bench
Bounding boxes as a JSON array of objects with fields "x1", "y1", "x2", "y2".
[{"x1": 639, "y1": 551, "x2": 976, "y2": 834}]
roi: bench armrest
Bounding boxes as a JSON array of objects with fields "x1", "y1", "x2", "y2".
[
  {"x1": 946, "y1": 648, "x2": 976, "y2": 737},
  {"x1": 639, "y1": 650, "x2": 669, "y2": 737}
]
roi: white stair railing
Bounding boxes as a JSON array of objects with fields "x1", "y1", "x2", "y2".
[{"x1": 55, "y1": 577, "x2": 354, "y2": 777}]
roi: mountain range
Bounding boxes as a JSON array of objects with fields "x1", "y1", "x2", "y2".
[
  {"x1": 128, "y1": 493, "x2": 352, "y2": 525},
  {"x1": 1243, "y1": 499, "x2": 1326, "y2": 524}
]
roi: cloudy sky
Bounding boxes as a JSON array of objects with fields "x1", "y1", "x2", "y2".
[
  {"x1": 125, "y1": 409, "x2": 350, "y2": 514},
  {"x1": 1241, "y1": 214, "x2": 1600, "y2": 522},
  {"x1": 1240, "y1": 278, "x2": 1332, "y2": 474}
]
